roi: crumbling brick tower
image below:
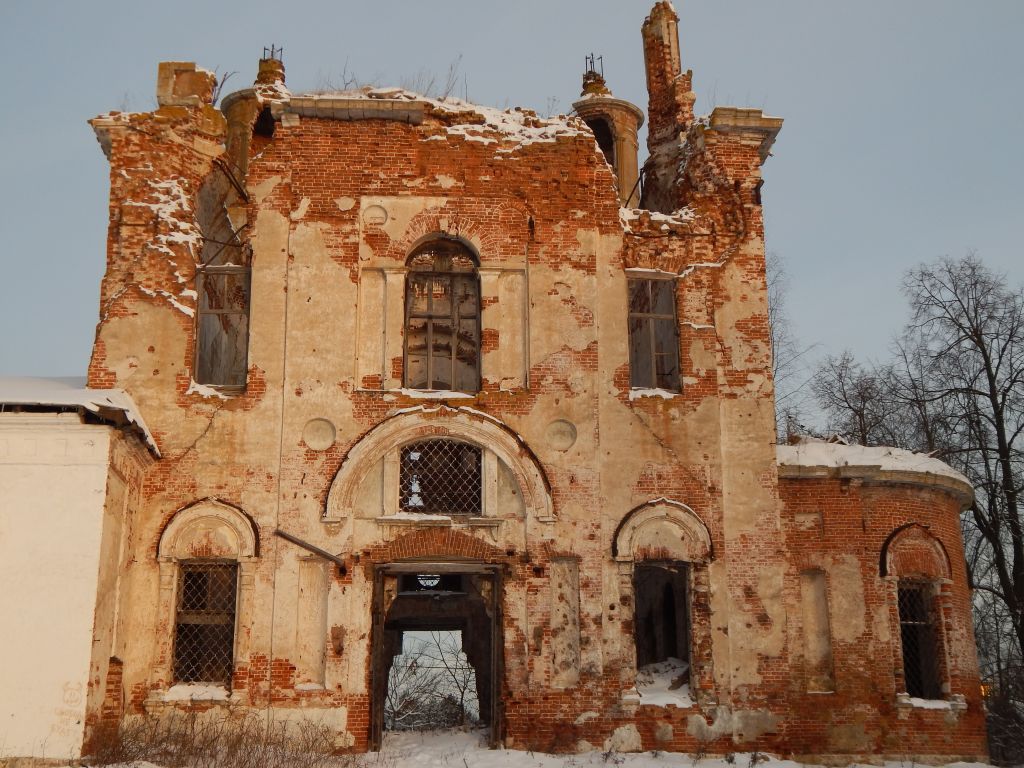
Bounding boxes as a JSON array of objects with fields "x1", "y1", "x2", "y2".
[{"x1": 82, "y1": 2, "x2": 985, "y2": 760}]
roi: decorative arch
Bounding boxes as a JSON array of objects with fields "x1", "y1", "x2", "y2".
[
  {"x1": 158, "y1": 497, "x2": 259, "y2": 562},
  {"x1": 153, "y1": 498, "x2": 259, "y2": 698},
  {"x1": 394, "y1": 212, "x2": 490, "y2": 263},
  {"x1": 406, "y1": 231, "x2": 481, "y2": 264},
  {"x1": 391, "y1": 202, "x2": 530, "y2": 268},
  {"x1": 613, "y1": 498, "x2": 712, "y2": 562},
  {"x1": 325, "y1": 406, "x2": 553, "y2": 522},
  {"x1": 880, "y1": 523, "x2": 951, "y2": 579}
]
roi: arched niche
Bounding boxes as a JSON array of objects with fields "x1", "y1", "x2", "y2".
[
  {"x1": 324, "y1": 406, "x2": 553, "y2": 524},
  {"x1": 613, "y1": 498, "x2": 712, "y2": 563},
  {"x1": 158, "y1": 498, "x2": 259, "y2": 562},
  {"x1": 880, "y1": 523, "x2": 952, "y2": 580}
]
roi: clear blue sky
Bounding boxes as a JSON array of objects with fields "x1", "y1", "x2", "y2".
[{"x1": 1, "y1": 0, "x2": 1021, "y2": 377}]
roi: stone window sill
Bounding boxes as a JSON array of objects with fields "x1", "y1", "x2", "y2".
[
  {"x1": 621, "y1": 687, "x2": 697, "y2": 710},
  {"x1": 146, "y1": 683, "x2": 233, "y2": 705},
  {"x1": 895, "y1": 692, "x2": 966, "y2": 711},
  {"x1": 628, "y1": 387, "x2": 680, "y2": 401},
  {"x1": 376, "y1": 515, "x2": 501, "y2": 529}
]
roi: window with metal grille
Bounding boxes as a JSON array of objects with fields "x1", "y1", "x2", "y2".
[
  {"x1": 897, "y1": 582, "x2": 943, "y2": 699},
  {"x1": 173, "y1": 562, "x2": 238, "y2": 686},
  {"x1": 400, "y1": 439, "x2": 482, "y2": 515},
  {"x1": 627, "y1": 278, "x2": 681, "y2": 390},
  {"x1": 404, "y1": 240, "x2": 480, "y2": 392}
]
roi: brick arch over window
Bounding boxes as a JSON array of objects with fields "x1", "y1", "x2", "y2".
[
  {"x1": 612, "y1": 498, "x2": 715, "y2": 706},
  {"x1": 158, "y1": 497, "x2": 259, "y2": 561},
  {"x1": 612, "y1": 498, "x2": 712, "y2": 563},
  {"x1": 880, "y1": 523, "x2": 952, "y2": 580},
  {"x1": 324, "y1": 406, "x2": 553, "y2": 522},
  {"x1": 154, "y1": 498, "x2": 259, "y2": 697},
  {"x1": 368, "y1": 527, "x2": 514, "y2": 565},
  {"x1": 390, "y1": 204, "x2": 526, "y2": 265},
  {"x1": 404, "y1": 231, "x2": 482, "y2": 263},
  {"x1": 881, "y1": 523, "x2": 957, "y2": 702}
]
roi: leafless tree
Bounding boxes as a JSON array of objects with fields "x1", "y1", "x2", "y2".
[
  {"x1": 811, "y1": 352, "x2": 901, "y2": 445},
  {"x1": 766, "y1": 252, "x2": 816, "y2": 440},
  {"x1": 384, "y1": 631, "x2": 479, "y2": 731},
  {"x1": 810, "y1": 254, "x2": 1024, "y2": 763}
]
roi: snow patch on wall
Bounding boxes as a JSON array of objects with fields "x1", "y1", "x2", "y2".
[
  {"x1": 185, "y1": 379, "x2": 230, "y2": 399},
  {"x1": 629, "y1": 387, "x2": 679, "y2": 401},
  {"x1": 635, "y1": 658, "x2": 694, "y2": 708},
  {"x1": 164, "y1": 683, "x2": 230, "y2": 701},
  {"x1": 619, "y1": 206, "x2": 696, "y2": 234}
]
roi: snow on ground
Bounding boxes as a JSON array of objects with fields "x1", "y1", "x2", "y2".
[
  {"x1": 372, "y1": 730, "x2": 993, "y2": 768},
  {"x1": 55, "y1": 729, "x2": 997, "y2": 768}
]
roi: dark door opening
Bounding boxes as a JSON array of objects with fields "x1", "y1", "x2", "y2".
[{"x1": 370, "y1": 563, "x2": 502, "y2": 749}]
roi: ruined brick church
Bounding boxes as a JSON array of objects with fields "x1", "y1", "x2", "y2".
[{"x1": 0, "y1": 3, "x2": 988, "y2": 761}]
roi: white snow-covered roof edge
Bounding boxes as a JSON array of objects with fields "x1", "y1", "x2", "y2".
[
  {"x1": 776, "y1": 437, "x2": 972, "y2": 506},
  {"x1": 0, "y1": 377, "x2": 159, "y2": 457},
  {"x1": 223, "y1": 85, "x2": 591, "y2": 149}
]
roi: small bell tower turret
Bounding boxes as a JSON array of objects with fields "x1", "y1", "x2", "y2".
[{"x1": 572, "y1": 55, "x2": 645, "y2": 208}]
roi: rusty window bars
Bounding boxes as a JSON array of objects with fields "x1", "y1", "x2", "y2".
[{"x1": 173, "y1": 561, "x2": 238, "y2": 686}]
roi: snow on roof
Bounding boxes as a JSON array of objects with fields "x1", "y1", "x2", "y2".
[
  {"x1": 777, "y1": 436, "x2": 969, "y2": 488},
  {"x1": 0, "y1": 376, "x2": 159, "y2": 456},
  {"x1": 289, "y1": 86, "x2": 591, "y2": 151}
]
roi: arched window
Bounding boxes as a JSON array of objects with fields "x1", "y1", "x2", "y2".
[
  {"x1": 404, "y1": 239, "x2": 480, "y2": 392},
  {"x1": 881, "y1": 524, "x2": 953, "y2": 701},
  {"x1": 157, "y1": 499, "x2": 258, "y2": 693}
]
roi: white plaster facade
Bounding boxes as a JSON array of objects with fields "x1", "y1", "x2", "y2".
[{"x1": 0, "y1": 386, "x2": 151, "y2": 759}]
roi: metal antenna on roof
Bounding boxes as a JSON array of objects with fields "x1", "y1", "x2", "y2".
[{"x1": 263, "y1": 44, "x2": 283, "y2": 61}]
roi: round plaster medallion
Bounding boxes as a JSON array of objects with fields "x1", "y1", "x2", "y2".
[
  {"x1": 545, "y1": 419, "x2": 577, "y2": 451},
  {"x1": 303, "y1": 418, "x2": 337, "y2": 451},
  {"x1": 362, "y1": 205, "x2": 388, "y2": 226}
]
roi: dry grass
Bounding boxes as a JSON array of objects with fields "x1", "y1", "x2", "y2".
[{"x1": 87, "y1": 710, "x2": 354, "y2": 768}]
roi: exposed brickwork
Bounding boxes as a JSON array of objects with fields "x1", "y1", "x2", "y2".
[{"x1": 73, "y1": 6, "x2": 986, "y2": 762}]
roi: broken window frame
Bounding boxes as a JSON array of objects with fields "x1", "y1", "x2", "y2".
[
  {"x1": 896, "y1": 579, "x2": 945, "y2": 700},
  {"x1": 194, "y1": 263, "x2": 251, "y2": 390},
  {"x1": 403, "y1": 241, "x2": 481, "y2": 392},
  {"x1": 171, "y1": 560, "x2": 239, "y2": 688},
  {"x1": 627, "y1": 277, "x2": 681, "y2": 391},
  {"x1": 632, "y1": 561, "x2": 691, "y2": 675}
]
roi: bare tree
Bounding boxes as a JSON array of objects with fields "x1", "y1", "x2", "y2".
[
  {"x1": 901, "y1": 256, "x2": 1023, "y2": 659},
  {"x1": 810, "y1": 254, "x2": 1024, "y2": 763},
  {"x1": 384, "y1": 631, "x2": 479, "y2": 731},
  {"x1": 766, "y1": 252, "x2": 816, "y2": 439}
]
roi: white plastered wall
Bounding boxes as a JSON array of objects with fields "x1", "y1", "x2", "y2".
[{"x1": 0, "y1": 413, "x2": 114, "y2": 759}]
